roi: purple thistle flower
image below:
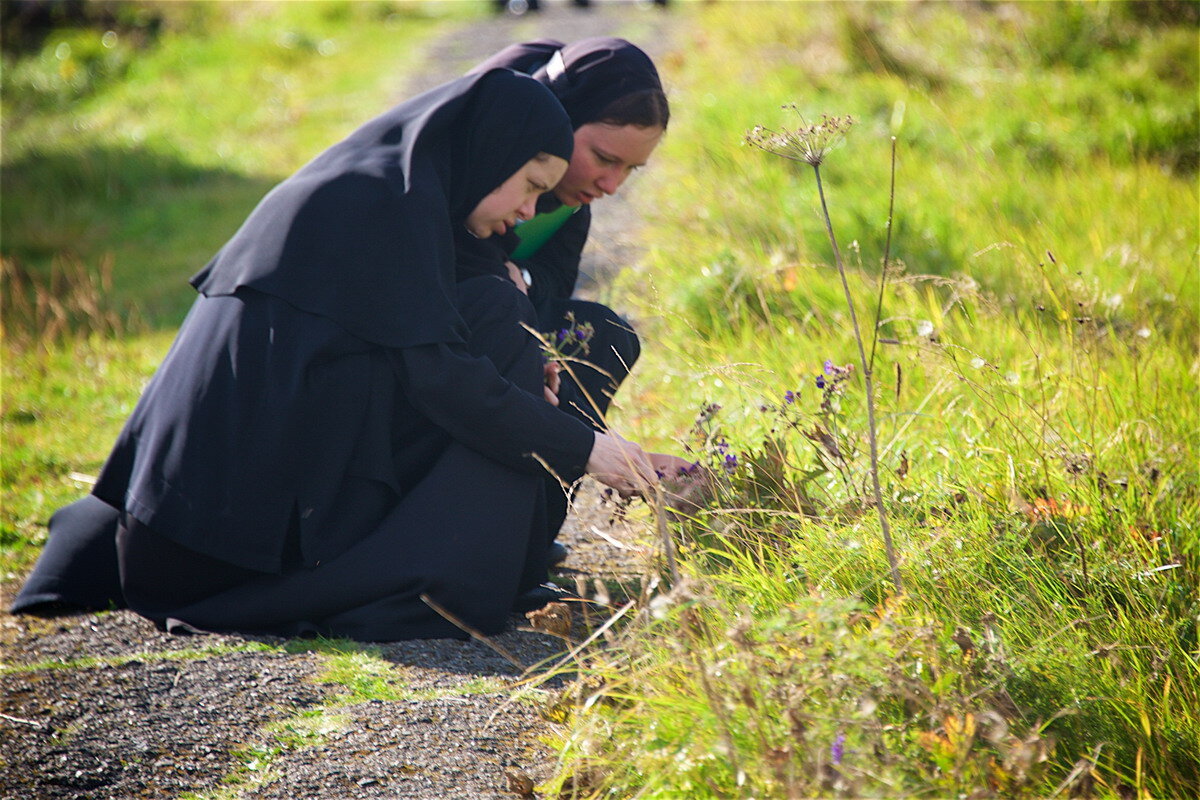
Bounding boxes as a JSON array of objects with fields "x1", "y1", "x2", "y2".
[{"x1": 831, "y1": 733, "x2": 845, "y2": 765}]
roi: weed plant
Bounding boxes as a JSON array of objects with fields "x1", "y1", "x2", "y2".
[{"x1": 549, "y1": 2, "x2": 1199, "y2": 797}]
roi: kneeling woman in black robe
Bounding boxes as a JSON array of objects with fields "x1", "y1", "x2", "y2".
[{"x1": 12, "y1": 69, "x2": 659, "y2": 641}]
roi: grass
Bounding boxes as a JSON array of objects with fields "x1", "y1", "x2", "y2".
[
  {"x1": 1, "y1": 0, "x2": 480, "y2": 327},
  {"x1": 0, "y1": 637, "x2": 280, "y2": 675},
  {"x1": 554, "y1": 2, "x2": 1199, "y2": 797},
  {"x1": 2, "y1": 1, "x2": 1197, "y2": 798}
]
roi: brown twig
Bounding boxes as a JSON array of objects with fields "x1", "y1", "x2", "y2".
[
  {"x1": 651, "y1": 487, "x2": 681, "y2": 583},
  {"x1": 420, "y1": 593, "x2": 526, "y2": 670}
]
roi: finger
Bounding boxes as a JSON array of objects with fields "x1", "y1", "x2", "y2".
[{"x1": 543, "y1": 385, "x2": 559, "y2": 406}]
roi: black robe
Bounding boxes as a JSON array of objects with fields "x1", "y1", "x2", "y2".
[{"x1": 13, "y1": 70, "x2": 592, "y2": 640}]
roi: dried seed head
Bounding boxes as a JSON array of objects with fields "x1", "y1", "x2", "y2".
[
  {"x1": 745, "y1": 108, "x2": 855, "y2": 166},
  {"x1": 526, "y1": 602, "x2": 573, "y2": 638}
]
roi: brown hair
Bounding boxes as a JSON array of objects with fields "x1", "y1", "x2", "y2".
[{"x1": 593, "y1": 88, "x2": 670, "y2": 130}]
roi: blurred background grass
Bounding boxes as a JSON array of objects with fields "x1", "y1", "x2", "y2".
[
  {"x1": 2, "y1": 0, "x2": 478, "y2": 326},
  {"x1": 2, "y1": 1, "x2": 1197, "y2": 797}
]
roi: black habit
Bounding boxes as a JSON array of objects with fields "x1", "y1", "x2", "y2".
[{"x1": 13, "y1": 70, "x2": 594, "y2": 640}]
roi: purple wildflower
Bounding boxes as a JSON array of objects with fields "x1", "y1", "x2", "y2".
[
  {"x1": 815, "y1": 374, "x2": 826, "y2": 389},
  {"x1": 716, "y1": 438, "x2": 730, "y2": 455},
  {"x1": 724, "y1": 453, "x2": 738, "y2": 474},
  {"x1": 823, "y1": 359, "x2": 836, "y2": 375},
  {"x1": 784, "y1": 390, "x2": 796, "y2": 404},
  {"x1": 680, "y1": 461, "x2": 701, "y2": 476},
  {"x1": 831, "y1": 733, "x2": 845, "y2": 765}
]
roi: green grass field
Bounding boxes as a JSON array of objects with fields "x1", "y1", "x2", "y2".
[{"x1": 3, "y1": 2, "x2": 1197, "y2": 797}]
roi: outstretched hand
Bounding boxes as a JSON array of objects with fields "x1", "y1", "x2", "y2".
[
  {"x1": 586, "y1": 431, "x2": 657, "y2": 497},
  {"x1": 646, "y1": 452, "x2": 711, "y2": 518}
]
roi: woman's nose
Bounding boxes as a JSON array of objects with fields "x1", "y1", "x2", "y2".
[
  {"x1": 597, "y1": 170, "x2": 622, "y2": 196},
  {"x1": 518, "y1": 196, "x2": 537, "y2": 220}
]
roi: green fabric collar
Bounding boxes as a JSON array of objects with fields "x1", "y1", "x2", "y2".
[{"x1": 510, "y1": 203, "x2": 576, "y2": 260}]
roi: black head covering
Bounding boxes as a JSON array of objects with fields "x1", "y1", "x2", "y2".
[
  {"x1": 469, "y1": 37, "x2": 664, "y2": 130},
  {"x1": 191, "y1": 69, "x2": 573, "y2": 348}
]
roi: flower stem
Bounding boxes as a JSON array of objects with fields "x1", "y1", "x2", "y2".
[
  {"x1": 812, "y1": 163, "x2": 903, "y2": 595},
  {"x1": 867, "y1": 137, "x2": 898, "y2": 371}
]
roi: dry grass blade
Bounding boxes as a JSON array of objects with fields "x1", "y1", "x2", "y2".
[{"x1": 420, "y1": 593, "x2": 526, "y2": 670}]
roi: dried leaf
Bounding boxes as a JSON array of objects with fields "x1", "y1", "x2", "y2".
[
  {"x1": 526, "y1": 602, "x2": 572, "y2": 638},
  {"x1": 504, "y1": 769, "x2": 536, "y2": 797}
]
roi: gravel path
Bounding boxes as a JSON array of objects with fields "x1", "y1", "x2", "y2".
[{"x1": 1, "y1": 4, "x2": 676, "y2": 798}]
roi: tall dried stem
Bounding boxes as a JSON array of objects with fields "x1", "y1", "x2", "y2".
[
  {"x1": 746, "y1": 112, "x2": 903, "y2": 594},
  {"x1": 811, "y1": 163, "x2": 902, "y2": 595}
]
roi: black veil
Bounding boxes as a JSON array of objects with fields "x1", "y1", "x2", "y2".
[{"x1": 192, "y1": 69, "x2": 573, "y2": 348}]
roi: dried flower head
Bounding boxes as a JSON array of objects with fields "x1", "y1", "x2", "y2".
[
  {"x1": 745, "y1": 107, "x2": 855, "y2": 166},
  {"x1": 526, "y1": 601, "x2": 573, "y2": 638}
]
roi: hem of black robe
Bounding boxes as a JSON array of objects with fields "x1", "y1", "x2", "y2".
[{"x1": 10, "y1": 593, "x2": 124, "y2": 616}]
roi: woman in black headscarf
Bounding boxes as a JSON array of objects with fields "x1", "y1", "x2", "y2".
[
  {"x1": 458, "y1": 38, "x2": 677, "y2": 559},
  {"x1": 12, "y1": 69, "x2": 659, "y2": 641}
]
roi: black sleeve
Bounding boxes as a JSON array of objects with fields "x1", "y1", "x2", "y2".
[
  {"x1": 392, "y1": 342, "x2": 594, "y2": 482},
  {"x1": 519, "y1": 205, "x2": 591, "y2": 307}
]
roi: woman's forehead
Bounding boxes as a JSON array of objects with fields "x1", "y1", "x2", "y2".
[
  {"x1": 526, "y1": 154, "x2": 569, "y2": 183},
  {"x1": 577, "y1": 122, "x2": 664, "y2": 164}
]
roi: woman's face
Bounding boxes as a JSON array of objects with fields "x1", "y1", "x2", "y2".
[
  {"x1": 466, "y1": 154, "x2": 568, "y2": 238},
  {"x1": 554, "y1": 122, "x2": 665, "y2": 207}
]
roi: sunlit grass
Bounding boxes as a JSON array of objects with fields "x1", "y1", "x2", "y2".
[
  {"x1": 565, "y1": 2, "x2": 1199, "y2": 797},
  {"x1": 1, "y1": 0, "x2": 480, "y2": 326}
]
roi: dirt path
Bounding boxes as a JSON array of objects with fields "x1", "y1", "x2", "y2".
[{"x1": 1, "y1": 4, "x2": 676, "y2": 799}]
